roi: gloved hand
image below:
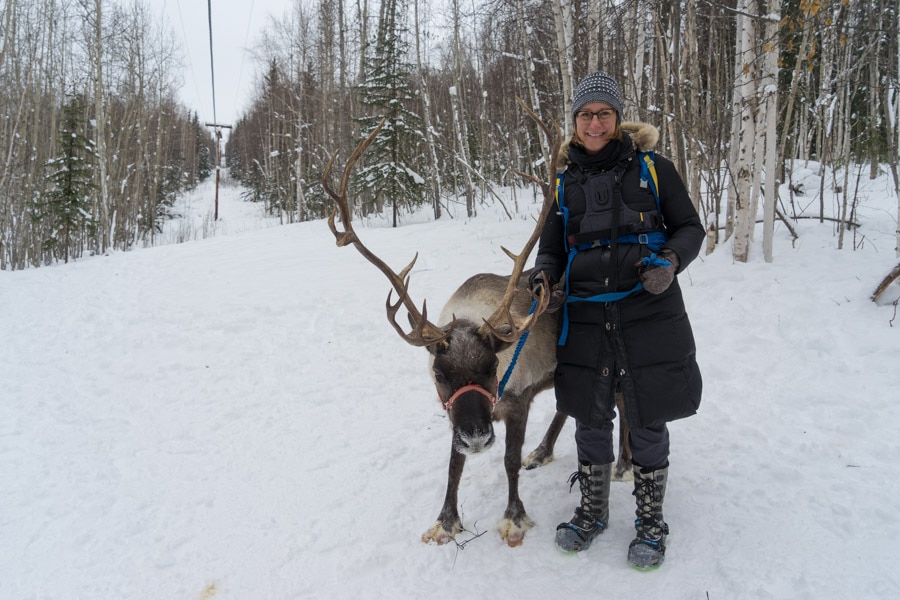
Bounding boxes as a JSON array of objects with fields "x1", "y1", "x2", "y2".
[
  {"x1": 528, "y1": 270, "x2": 566, "y2": 313},
  {"x1": 546, "y1": 289, "x2": 567, "y2": 313},
  {"x1": 528, "y1": 270, "x2": 557, "y2": 299},
  {"x1": 636, "y1": 249, "x2": 680, "y2": 295}
]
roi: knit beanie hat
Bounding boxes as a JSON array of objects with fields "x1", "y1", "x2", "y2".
[{"x1": 572, "y1": 71, "x2": 623, "y2": 120}]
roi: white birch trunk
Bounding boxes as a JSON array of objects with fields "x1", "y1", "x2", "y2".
[
  {"x1": 836, "y1": 46, "x2": 855, "y2": 250},
  {"x1": 357, "y1": 0, "x2": 369, "y2": 81},
  {"x1": 761, "y1": 3, "x2": 780, "y2": 263},
  {"x1": 587, "y1": 0, "x2": 601, "y2": 71},
  {"x1": 414, "y1": 0, "x2": 442, "y2": 219},
  {"x1": 449, "y1": 0, "x2": 475, "y2": 216},
  {"x1": 623, "y1": 3, "x2": 647, "y2": 117},
  {"x1": 551, "y1": 0, "x2": 574, "y2": 120},
  {"x1": 0, "y1": 0, "x2": 14, "y2": 78},
  {"x1": 685, "y1": 0, "x2": 702, "y2": 214},
  {"x1": 750, "y1": 111, "x2": 764, "y2": 243},
  {"x1": 91, "y1": 0, "x2": 111, "y2": 252},
  {"x1": 731, "y1": 0, "x2": 756, "y2": 263},
  {"x1": 517, "y1": 0, "x2": 551, "y2": 162},
  {"x1": 654, "y1": 17, "x2": 678, "y2": 171},
  {"x1": 295, "y1": 145, "x2": 304, "y2": 223}
]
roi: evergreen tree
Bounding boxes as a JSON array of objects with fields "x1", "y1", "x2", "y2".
[
  {"x1": 36, "y1": 94, "x2": 98, "y2": 264},
  {"x1": 355, "y1": 0, "x2": 426, "y2": 226},
  {"x1": 193, "y1": 112, "x2": 213, "y2": 182}
]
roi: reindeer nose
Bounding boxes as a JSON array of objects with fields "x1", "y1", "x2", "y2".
[{"x1": 455, "y1": 426, "x2": 496, "y2": 454}]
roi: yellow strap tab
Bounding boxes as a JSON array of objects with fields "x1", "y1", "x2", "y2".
[{"x1": 643, "y1": 154, "x2": 659, "y2": 195}]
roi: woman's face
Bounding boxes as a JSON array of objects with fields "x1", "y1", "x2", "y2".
[{"x1": 574, "y1": 101, "x2": 618, "y2": 154}]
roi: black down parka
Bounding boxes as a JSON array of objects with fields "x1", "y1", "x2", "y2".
[{"x1": 533, "y1": 122, "x2": 704, "y2": 430}]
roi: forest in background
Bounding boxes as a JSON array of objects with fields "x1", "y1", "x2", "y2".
[
  {"x1": 226, "y1": 0, "x2": 899, "y2": 265},
  {"x1": 1, "y1": 0, "x2": 898, "y2": 270},
  {"x1": 0, "y1": 0, "x2": 215, "y2": 269}
]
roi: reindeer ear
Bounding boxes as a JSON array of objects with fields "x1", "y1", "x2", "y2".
[
  {"x1": 485, "y1": 328, "x2": 515, "y2": 354},
  {"x1": 426, "y1": 341, "x2": 449, "y2": 356},
  {"x1": 424, "y1": 324, "x2": 452, "y2": 356}
]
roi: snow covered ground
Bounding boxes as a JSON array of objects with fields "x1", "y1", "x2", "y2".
[{"x1": 2, "y1": 167, "x2": 899, "y2": 599}]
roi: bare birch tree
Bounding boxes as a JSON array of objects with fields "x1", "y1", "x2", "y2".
[
  {"x1": 730, "y1": 0, "x2": 757, "y2": 263},
  {"x1": 82, "y1": 0, "x2": 112, "y2": 253},
  {"x1": 761, "y1": 1, "x2": 780, "y2": 263},
  {"x1": 550, "y1": 0, "x2": 574, "y2": 119},
  {"x1": 414, "y1": 0, "x2": 443, "y2": 218}
]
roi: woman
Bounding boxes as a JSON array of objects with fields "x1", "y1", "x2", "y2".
[{"x1": 529, "y1": 70, "x2": 704, "y2": 569}]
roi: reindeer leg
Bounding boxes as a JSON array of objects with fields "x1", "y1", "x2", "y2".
[
  {"x1": 497, "y1": 394, "x2": 535, "y2": 547},
  {"x1": 421, "y1": 446, "x2": 466, "y2": 545},
  {"x1": 613, "y1": 393, "x2": 634, "y2": 481},
  {"x1": 523, "y1": 410, "x2": 568, "y2": 469}
]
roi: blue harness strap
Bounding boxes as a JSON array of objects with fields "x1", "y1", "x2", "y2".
[
  {"x1": 556, "y1": 151, "x2": 666, "y2": 346},
  {"x1": 556, "y1": 172, "x2": 569, "y2": 251},
  {"x1": 498, "y1": 299, "x2": 538, "y2": 398}
]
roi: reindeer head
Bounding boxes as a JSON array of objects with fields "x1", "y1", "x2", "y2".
[
  {"x1": 429, "y1": 320, "x2": 504, "y2": 453},
  {"x1": 324, "y1": 102, "x2": 561, "y2": 455}
]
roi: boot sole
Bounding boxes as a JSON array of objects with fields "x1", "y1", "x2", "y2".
[{"x1": 555, "y1": 521, "x2": 606, "y2": 553}]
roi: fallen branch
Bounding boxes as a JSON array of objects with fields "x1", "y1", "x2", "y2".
[
  {"x1": 775, "y1": 206, "x2": 799, "y2": 244},
  {"x1": 871, "y1": 262, "x2": 900, "y2": 303}
]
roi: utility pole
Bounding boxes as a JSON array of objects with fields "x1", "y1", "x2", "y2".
[{"x1": 206, "y1": 122, "x2": 232, "y2": 220}]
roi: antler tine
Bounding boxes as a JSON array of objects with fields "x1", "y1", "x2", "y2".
[
  {"x1": 478, "y1": 99, "x2": 563, "y2": 343},
  {"x1": 385, "y1": 285, "x2": 457, "y2": 347},
  {"x1": 324, "y1": 121, "x2": 451, "y2": 348},
  {"x1": 485, "y1": 280, "x2": 552, "y2": 343},
  {"x1": 325, "y1": 121, "x2": 385, "y2": 246}
]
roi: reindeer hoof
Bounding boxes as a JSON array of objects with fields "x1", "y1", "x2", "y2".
[
  {"x1": 523, "y1": 447, "x2": 554, "y2": 470},
  {"x1": 498, "y1": 516, "x2": 534, "y2": 547},
  {"x1": 421, "y1": 521, "x2": 461, "y2": 545}
]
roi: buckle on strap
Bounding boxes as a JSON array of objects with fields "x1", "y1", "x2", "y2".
[{"x1": 638, "y1": 233, "x2": 649, "y2": 245}]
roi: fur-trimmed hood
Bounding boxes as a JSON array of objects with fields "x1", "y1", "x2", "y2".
[{"x1": 556, "y1": 121, "x2": 660, "y2": 170}]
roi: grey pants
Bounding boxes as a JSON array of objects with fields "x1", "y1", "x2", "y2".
[{"x1": 575, "y1": 418, "x2": 669, "y2": 470}]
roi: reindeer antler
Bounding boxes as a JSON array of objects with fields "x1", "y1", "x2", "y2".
[
  {"x1": 476, "y1": 98, "x2": 563, "y2": 343},
  {"x1": 326, "y1": 102, "x2": 562, "y2": 349},
  {"x1": 324, "y1": 120, "x2": 453, "y2": 348}
]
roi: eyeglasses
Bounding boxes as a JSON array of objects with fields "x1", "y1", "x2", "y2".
[{"x1": 576, "y1": 109, "x2": 616, "y2": 123}]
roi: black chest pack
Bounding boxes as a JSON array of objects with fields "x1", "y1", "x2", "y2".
[{"x1": 555, "y1": 151, "x2": 670, "y2": 344}]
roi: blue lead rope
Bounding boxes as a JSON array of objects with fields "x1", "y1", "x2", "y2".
[
  {"x1": 557, "y1": 247, "x2": 672, "y2": 346},
  {"x1": 640, "y1": 251, "x2": 672, "y2": 269},
  {"x1": 497, "y1": 299, "x2": 539, "y2": 398}
]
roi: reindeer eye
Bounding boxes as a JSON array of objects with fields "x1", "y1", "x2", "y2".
[{"x1": 433, "y1": 369, "x2": 446, "y2": 384}]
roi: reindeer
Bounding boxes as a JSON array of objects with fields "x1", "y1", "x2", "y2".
[{"x1": 324, "y1": 104, "x2": 631, "y2": 548}]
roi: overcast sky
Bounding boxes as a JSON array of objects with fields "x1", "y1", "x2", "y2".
[{"x1": 148, "y1": 0, "x2": 294, "y2": 128}]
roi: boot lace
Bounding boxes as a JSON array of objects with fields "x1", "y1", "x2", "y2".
[
  {"x1": 566, "y1": 470, "x2": 586, "y2": 493},
  {"x1": 633, "y1": 476, "x2": 666, "y2": 538},
  {"x1": 563, "y1": 470, "x2": 606, "y2": 532}
]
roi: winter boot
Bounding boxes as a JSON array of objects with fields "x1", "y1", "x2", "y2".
[
  {"x1": 555, "y1": 462, "x2": 611, "y2": 553},
  {"x1": 628, "y1": 465, "x2": 669, "y2": 569}
]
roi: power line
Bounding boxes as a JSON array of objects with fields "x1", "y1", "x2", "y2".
[
  {"x1": 206, "y1": 0, "x2": 217, "y2": 126},
  {"x1": 204, "y1": 1, "x2": 231, "y2": 221},
  {"x1": 233, "y1": 0, "x2": 256, "y2": 121},
  {"x1": 170, "y1": 0, "x2": 203, "y2": 116}
]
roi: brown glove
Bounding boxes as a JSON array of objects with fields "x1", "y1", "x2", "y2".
[
  {"x1": 528, "y1": 270, "x2": 556, "y2": 298},
  {"x1": 546, "y1": 289, "x2": 567, "y2": 313},
  {"x1": 636, "y1": 249, "x2": 680, "y2": 295},
  {"x1": 528, "y1": 270, "x2": 566, "y2": 312}
]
